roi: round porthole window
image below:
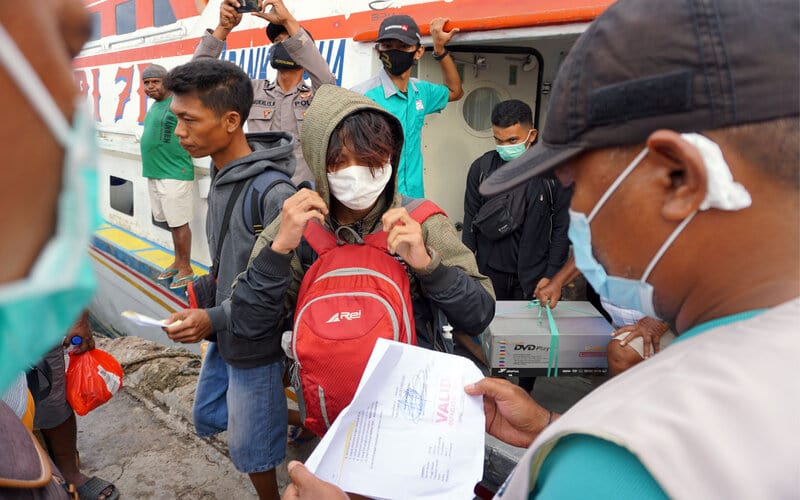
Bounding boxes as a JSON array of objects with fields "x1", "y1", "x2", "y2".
[{"x1": 462, "y1": 87, "x2": 503, "y2": 132}]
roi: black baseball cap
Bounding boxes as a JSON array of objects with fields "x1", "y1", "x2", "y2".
[
  {"x1": 377, "y1": 15, "x2": 422, "y2": 46},
  {"x1": 481, "y1": 0, "x2": 800, "y2": 196}
]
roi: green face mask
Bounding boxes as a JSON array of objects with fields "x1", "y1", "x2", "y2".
[
  {"x1": 0, "y1": 22, "x2": 100, "y2": 394},
  {"x1": 495, "y1": 129, "x2": 533, "y2": 162}
]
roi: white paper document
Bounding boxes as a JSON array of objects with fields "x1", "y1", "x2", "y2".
[
  {"x1": 305, "y1": 338, "x2": 485, "y2": 500},
  {"x1": 120, "y1": 310, "x2": 170, "y2": 328}
]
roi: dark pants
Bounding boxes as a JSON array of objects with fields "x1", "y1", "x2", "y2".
[{"x1": 483, "y1": 267, "x2": 528, "y2": 301}]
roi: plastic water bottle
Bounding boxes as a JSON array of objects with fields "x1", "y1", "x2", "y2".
[
  {"x1": 65, "y1": 335, "x2": 82, "y2": 353},
  {"x1": 64, "y1": 335, "x2": 82, "y2": 370}
]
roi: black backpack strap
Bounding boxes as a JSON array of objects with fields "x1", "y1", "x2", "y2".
[
  {"x1": 478, "y1": 153, "x2": 495, "y2": 184},
  {"x1": 243, "y1": 169, "x2": 295, "y2": 235},
  {"x1": 212, "y1": 181, "x2": 246, "y2": 278}
]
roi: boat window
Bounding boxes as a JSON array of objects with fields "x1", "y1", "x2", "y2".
[
  {"x1": 115, "y1": 0, "x2": 136, "y2": 36},
  {"x1": 462, "y1": 87, "x2": 503, "y2": 132},
  {"x1": 154, "y1": 0, "x2": 177, "y2": 27},
  {"x1": 109, "y1": 176, "x2": 134, "y2": 216},
  {"x1": 89, "y1": 12, "x2": 102, "y2": 41}
]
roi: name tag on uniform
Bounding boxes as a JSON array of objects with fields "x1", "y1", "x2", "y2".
[{"x1": 416, "y1": 99, "x2": 424, "y2": 111}]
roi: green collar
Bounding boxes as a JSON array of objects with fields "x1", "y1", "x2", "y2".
[{"x1": 675, "y1": 309, "x2": 768, "y2": 343}]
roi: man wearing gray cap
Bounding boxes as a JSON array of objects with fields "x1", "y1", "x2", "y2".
[
  {"x1": 281, "y1": 0, "x2": 800, "y2": 498},
  {"x1": 194, "y1": 0, "x2": 336, "y2": 186},
  {"x1": 467, "y1": 0, "x2": 800, "y2": 498},
  {"x1": 141, "y1": 63, "x2": 196, "y2": 289}
]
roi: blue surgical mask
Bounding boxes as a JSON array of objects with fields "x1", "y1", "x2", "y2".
[
  {"x1": 0, "y1": 23, "x2": 100, "y2": 393},
  {"x1": 568, "y1": 148, "x2": 691, "y2": 319},
  {"x1": 568, "y1": 137, "x2": 751, "y2": 319},
  {"x1": 496, "y1": 130, "x2": 533, "y2": 162}
]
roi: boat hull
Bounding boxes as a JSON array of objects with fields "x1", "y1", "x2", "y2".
[{"x1": 89, "y1": 224, "x2": 203, "y2": 354}]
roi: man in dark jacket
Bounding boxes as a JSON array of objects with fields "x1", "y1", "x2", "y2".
[
  {"x1": 162, "y1": 59, "x2": 296, "y2": 500},
  {"x1": 463, "y1": 100, "x2": 571, "y2": 300}
]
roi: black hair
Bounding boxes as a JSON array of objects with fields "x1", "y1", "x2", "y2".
[
  {"x1": 164, "y1": 59, "x2": 253, "y2": 127},
  {"x1": 491, "y1": 99, "x2": 533, "y2": 129},
  {"x1": 266, "y1": 23, "x2": 287, "y2": 43},
  {"x1": 326, "y1": 109, "x2": 403, "y2": 173},
  {"x1": 267, "y1": 24, "x2": 315, "y2": 43}
]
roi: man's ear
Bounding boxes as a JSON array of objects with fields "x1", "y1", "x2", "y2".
[
  {"x1": 528, "y1": 129, "x2": 538, "y2": 145},
  {"x1": 414, "y1": 45, "x2": 425, "y2": 60},
  {"x1": 223, "y1": 110, "x2": 242, "y2": 133},
  {"x1": 646, "y1": 130, "x2": 708, "y2": 221}
]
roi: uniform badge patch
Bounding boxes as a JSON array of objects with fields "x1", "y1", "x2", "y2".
[
  {"x1": 299, "y1": 91, "x2": 313, "y2": 99},
  {"x1": 263, "y1": 109, "x2": 273, "y2": 119},
  {"x1": 416, "y1": 99, "x2": 424, "y2": 111}
]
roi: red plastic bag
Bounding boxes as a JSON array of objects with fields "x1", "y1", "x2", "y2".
[{"x1": 65, "y1": 348, "x2": 124, "y2": 416}]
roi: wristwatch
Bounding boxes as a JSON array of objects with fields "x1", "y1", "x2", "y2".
[{"x1": 432, "y1": 49, "x2": 450, "y2": 61}]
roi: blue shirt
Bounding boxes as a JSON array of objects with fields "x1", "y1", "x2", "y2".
[{"x1": 352, "y1": 70, "x2": 449, "y2": 198}]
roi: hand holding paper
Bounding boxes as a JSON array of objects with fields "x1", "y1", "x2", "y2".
[
  {"x1": 121, "y1": 310, "x2": 172, "y2": 328},
  {"x1": 305, "y1": 338, "x2": 485, "y2": 500}
]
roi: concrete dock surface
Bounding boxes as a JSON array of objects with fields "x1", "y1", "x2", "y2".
[{"x1": 75, "y1": 336, "x2": 604, "y2": 498}]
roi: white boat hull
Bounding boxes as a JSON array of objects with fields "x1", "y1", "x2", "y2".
[{"x1": 88, "y1": 232, "x2": 201, "y2": 354}]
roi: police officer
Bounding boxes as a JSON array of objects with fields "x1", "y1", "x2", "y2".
[{"x1": 194, "y1": 0, "x2": 336, "y2": 185}]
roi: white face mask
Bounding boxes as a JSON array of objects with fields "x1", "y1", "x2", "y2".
[{"x1": 327, "y1": 163, "x2": 392, "y2": 211}]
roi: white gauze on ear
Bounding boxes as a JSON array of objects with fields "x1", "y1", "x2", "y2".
[{"x1": 681, "y1": 133, "x2": 752, "y2": 211}]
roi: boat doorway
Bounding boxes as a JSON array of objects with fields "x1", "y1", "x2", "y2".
[{"x1": 418, "y1": 44, "x2": 547, "y2": 229}]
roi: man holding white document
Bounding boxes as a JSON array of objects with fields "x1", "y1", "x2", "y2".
[
  {"x1": 297, "y1": 339, "x2": 485, "y2": 500},
  {"x1": 282, "y1": 0, "x2": 799, "y2": 498}
]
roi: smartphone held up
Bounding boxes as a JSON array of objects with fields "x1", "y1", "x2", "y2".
[{"x1": 236, "y1": 0, "x2": 260, "y2": 13}]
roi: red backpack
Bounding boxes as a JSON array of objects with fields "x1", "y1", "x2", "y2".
[{"x1": 291, "y1": 199, "x2": 444, "y2": 436}]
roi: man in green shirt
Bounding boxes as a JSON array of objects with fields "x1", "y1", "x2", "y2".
[{"x1": 141, "y1": 63, "x2": 196, "y2": 289}]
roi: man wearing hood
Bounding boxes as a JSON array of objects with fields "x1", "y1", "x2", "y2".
[
  {"x1": 162, "y1": 58, "x2": 296, "y2": 500},
  {"x1": 227, "y1": 83, "x2": 494, "y2": 376},
  {"x1": 194, "y1": 0, "x2": 336, "y2": 186}
]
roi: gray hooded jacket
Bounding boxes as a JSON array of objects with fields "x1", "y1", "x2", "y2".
[
  {"x1": 229, "y1": 85, "x2": 495, "y2": 351},
  {"x1": 206, "y1": 132, "x2": 296, "y2": 368}
]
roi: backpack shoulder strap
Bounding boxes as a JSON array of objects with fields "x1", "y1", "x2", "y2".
[
  {"x1": 406, "y1": 198, "x2": 446, "y2": 223},
  {"x1": 213, "y1": 181, "x2": 247, "y2": 277},
  {"x1": 243, "y1": 168, "x2": 295, "y2": 235},
  {"x1": 477, "y1": 153, "x2": 496, "y2": 184},
  {"x1": 361, "y1": 198, "x2": 446, "y2": 250},
  {"x1": 302, "y1": 219, "x2": 337, "y2": 256}
]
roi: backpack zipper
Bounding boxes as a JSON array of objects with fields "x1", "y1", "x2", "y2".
[
  {"x1": 292, "y1": 292, "x2": 401, "y2": 361},
  {"x1": 314, "y1": 267, "x2": 413, "y2": 340}
]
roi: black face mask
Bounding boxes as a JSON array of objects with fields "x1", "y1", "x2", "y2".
[
  {"x1": 378, "y1": 49, "x2": 416, "y2": 76},
  {"x1": 269, "y1": 43, "x2": 299, "y2": 70}
]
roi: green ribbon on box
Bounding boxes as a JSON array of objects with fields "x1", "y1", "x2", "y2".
[
  {"x1": 544, "y1": 304, "x2": 560, "y2": 378},
  {"x1": 528, "y1": 300, "x2": 559, "y2": 377},
  {"x1": 498, "y1": 300, "x2": 600, "y2": 378}
]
